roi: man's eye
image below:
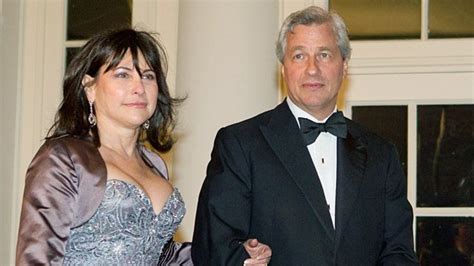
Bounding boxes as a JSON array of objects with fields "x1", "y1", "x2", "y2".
[
  {"x1": 294, "y1": 54, "x2": 304, "y2": 60},
  {"x1": 320, "y1": 52, "x2": 331, "y2": 59}
]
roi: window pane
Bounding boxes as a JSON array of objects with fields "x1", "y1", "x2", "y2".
[
  {"x1": 351, "y1": 106, "x2": 408, "y2": 175},
  {"x1": 417, "y1": 217, "x2": 473, "y2": 266},
  {"x1": 429, "y1": 0, "x2": 474, "y2": 38},
  {"x1": 67, "y1": 0, "x2": 132, "y2": 40},
  {"x1": 329, "y1": 0, "x2": 421, "y2": 40},
  {"x1": 417, "y1": 105, "x2": 474, "y2": 207}
]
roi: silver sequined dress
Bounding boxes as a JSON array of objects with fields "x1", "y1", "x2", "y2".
[{"x1": 63, "y1": 179, "x2": 185, "y2": 265}]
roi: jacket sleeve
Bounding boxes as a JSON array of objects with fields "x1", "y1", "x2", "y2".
[
  {"x1": 192, "y1": 128, "x2": 252, "y2": 265},
  {"x1": 378, "y1": 144, "x2": 419, "y2": 265},
  {"x1": 16, "y1": 140, "x2": 79, "y2": 266}
]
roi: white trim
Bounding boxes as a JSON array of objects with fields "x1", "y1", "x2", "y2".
[
  {"x1": 346, "y1": 99, "x2": 474, "y2": 107},
  {"x1": 349, "y1": 55, "x2": 473, "y2": 75},
  {"x1": 311, "y1": 0, "x2": 328, "y2": 10},
  {"x1": 415, "y1": 208, "x2": 474, "y2": 217},
  {"x1": 65, "y1": 40, "x2": 86, "y2": 47},
  {"x1": 421, "y1": 0, "x2": 429, "y2": 40},
  {"x1": 349, "y1": 39, "x2": 474, "y2": 75},
  {"x1": 407, "y1": 103, "x2": 417, "y2": 209},
  {"x1": 408, "y1": 103, "x2": 417, "y2": 249}
]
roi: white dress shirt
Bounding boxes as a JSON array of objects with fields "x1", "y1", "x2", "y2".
[{"x1": 287, "y1": 98, "x2": 338, "y2": 228}]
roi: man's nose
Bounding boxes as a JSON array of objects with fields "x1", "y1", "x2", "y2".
[{"x1": 306, "y1": 57, "x2": 320, "y2": 76}]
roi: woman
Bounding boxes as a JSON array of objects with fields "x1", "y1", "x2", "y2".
[{"x1": 16, "y1": 29, "x2": 271, "y2": 265}]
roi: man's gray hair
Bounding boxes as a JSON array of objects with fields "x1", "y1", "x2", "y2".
[{"x1": 276, "y1": 6, "x2": 351, "y2": 63}]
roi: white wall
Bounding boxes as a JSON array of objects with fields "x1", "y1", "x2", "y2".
[
  {"x1": 0, "y1": 0, "x2": 21, "y2": 264},
  {"x1": 172, "y1": 0, "x2": 280, "y2": 241}
]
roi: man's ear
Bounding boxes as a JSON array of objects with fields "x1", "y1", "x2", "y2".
[
  {"x1": 82, "y1": 74, "x2": 96, "y2": 102},
  {"x1": 342, "y1": 59, "x2": 349, "y2": 79}
]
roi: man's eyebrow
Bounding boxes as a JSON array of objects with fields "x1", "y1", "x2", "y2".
[{"x1": 288, "y1": 45, "x2": 306, "y2": 52}]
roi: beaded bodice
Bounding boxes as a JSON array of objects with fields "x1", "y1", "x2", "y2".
[{"x1": 63, "y1": 179, "x2": 185, "y2": 265}]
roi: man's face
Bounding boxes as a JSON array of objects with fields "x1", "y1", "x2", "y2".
[{"x1": 282, "y1": 22, "x2": 348, "y2": 120}]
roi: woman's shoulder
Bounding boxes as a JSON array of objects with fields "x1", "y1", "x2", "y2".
[
  {"x1": 26, "y1": 135, "x2": 107, "y2": 227},
  {"x1": 34, "y1": 134, "x2": 104, "y2": 173},
  {"x1": 36, "y1": 135, "x2": 105, "y2": 180},
  {"x1": 43, "y1": 134, "x2": 94, "y2": 149},
  {"x1": 40, "y1": 135, "x2": 100, "y2": 159}
]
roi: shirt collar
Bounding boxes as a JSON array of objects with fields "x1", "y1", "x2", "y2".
[{"x1": 286, "y1": 97, "x2": 337, "y2": 127}]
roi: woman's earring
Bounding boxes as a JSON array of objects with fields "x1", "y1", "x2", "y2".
[
  {"x1": 88, "y1": 101, "x2": 97, "y2": 127},
  {"x1": 143, "y1": 120, "x2": 150, "y2": 130}
]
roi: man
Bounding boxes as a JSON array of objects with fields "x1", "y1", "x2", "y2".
[{"x1": 192, "y1": 6, "x2": 418, "y2": 265}]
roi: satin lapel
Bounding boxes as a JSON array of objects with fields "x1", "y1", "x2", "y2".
[
  {"x1": 334, "y1": 126, "x2": 367, "y2": 248},
  {"x1": 260, "y1": 102, "x2": 335, "y2": 238}
]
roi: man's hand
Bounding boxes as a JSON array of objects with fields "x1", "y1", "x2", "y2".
[{"x1": 243, "y1": 238, "x2": 272, "y2": 265}]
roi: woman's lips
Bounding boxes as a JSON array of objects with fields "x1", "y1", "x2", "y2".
[{"x1": 124, "y1": 102, "x2": 147, "y2": 108}]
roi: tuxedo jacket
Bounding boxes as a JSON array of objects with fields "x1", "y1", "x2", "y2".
[
  {"x1": 16, "y1": 135, "x2": 191, "y2": 265},
  {"x1": 192, "y1": 101, "x2": 418, "y2": 265}
]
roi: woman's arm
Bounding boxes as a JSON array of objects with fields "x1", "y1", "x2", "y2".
[{"x1": 16, "y1": 140, "x2": 79, "y2": 265}]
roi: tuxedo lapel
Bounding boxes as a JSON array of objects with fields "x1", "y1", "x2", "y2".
[
  {"x1": 335, "y1": 123, "x2": 367, "y2": 248},
  {"x1": 260, "y1": 102, "x2": 335, "y2": 239}
]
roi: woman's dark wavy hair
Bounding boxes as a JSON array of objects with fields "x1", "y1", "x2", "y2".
[{"x1": 47, "y1": 28, "x2": 182, "y2": 152}]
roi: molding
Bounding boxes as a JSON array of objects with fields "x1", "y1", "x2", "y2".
[
  {"x1": 349, "y1": 39, "x2": 474, "y2": 75},
  {"x1": 349, "y1": 55, "x2": 474, "y2": 75},
  {"x1": 415, "y1": 208, "x2": 474, "y2": 217}
]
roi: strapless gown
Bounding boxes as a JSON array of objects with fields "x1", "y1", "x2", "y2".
[{"x1": 63, "y1": 179, "x2": 185, "y2": 265}]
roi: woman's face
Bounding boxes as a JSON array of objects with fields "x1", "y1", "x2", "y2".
[{"x1": 84, "y1": 50, "x2": 158, "y2": 131}]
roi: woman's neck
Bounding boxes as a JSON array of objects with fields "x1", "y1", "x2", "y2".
[{"x1": 97, "y1": 126, "x2": 140, "y2": 158}]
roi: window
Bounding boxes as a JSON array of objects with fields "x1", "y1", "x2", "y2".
[
  {"x1": 65, "y1": 0, "x2": 133, "y2": 66},
  {"x1": 352, "y1": 106, "x2": 408, "y2": 174},
  {"x1": 417, "y1": 104, "x2": 473, "y2": 208},
  {"x1": 330, "y1": 0, "x2": 474, "y2": 40},
  {"x1": 352, "y1": 104, "x2": 474, "y2": 265},
  {"x1": 428, "y1": 0, "x2": 474, "y2": 38},
  {"x1": 417, "y1": 217, "x2": 473, "y2": 265}
]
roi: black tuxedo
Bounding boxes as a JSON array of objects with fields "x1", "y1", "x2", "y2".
[{"x1": 192, "y1": 101, "x2": 418, "y2": 265}]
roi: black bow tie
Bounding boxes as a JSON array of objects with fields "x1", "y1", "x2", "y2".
[{"x1": 298, "y1": 111, "x2": 347, "y2": 145}]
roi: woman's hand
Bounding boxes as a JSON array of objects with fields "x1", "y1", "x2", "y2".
[{"x1": 242, "y1": 238, "x2": 272, "y2": 265}]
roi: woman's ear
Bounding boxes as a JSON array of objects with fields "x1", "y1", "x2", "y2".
[{"x1": 82, "y1": 74, "x2": 96, "y2": 102}]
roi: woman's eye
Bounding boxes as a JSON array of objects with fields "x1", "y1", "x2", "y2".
[
  {"x1": 142, "y1": 73, "x2": 156, "y2": 80},
  {"x1": 116, "y1": 72, "x2": 129, "y2": 78}
]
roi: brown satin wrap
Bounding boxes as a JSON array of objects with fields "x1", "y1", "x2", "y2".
[
  {"x1": 15, "y1": 135, "x2": 191, "y2": 265},
  {"x1": 159, "y1": 239, "x2": 193, "y2": 265}
]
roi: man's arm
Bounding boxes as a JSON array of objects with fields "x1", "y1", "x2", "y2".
[
  {"x1": 378, "y1": 144, "x2": 419, "y2": 265},
  {"x1": 192, "y1": 128, "x2": 254, "y2": 265}
]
